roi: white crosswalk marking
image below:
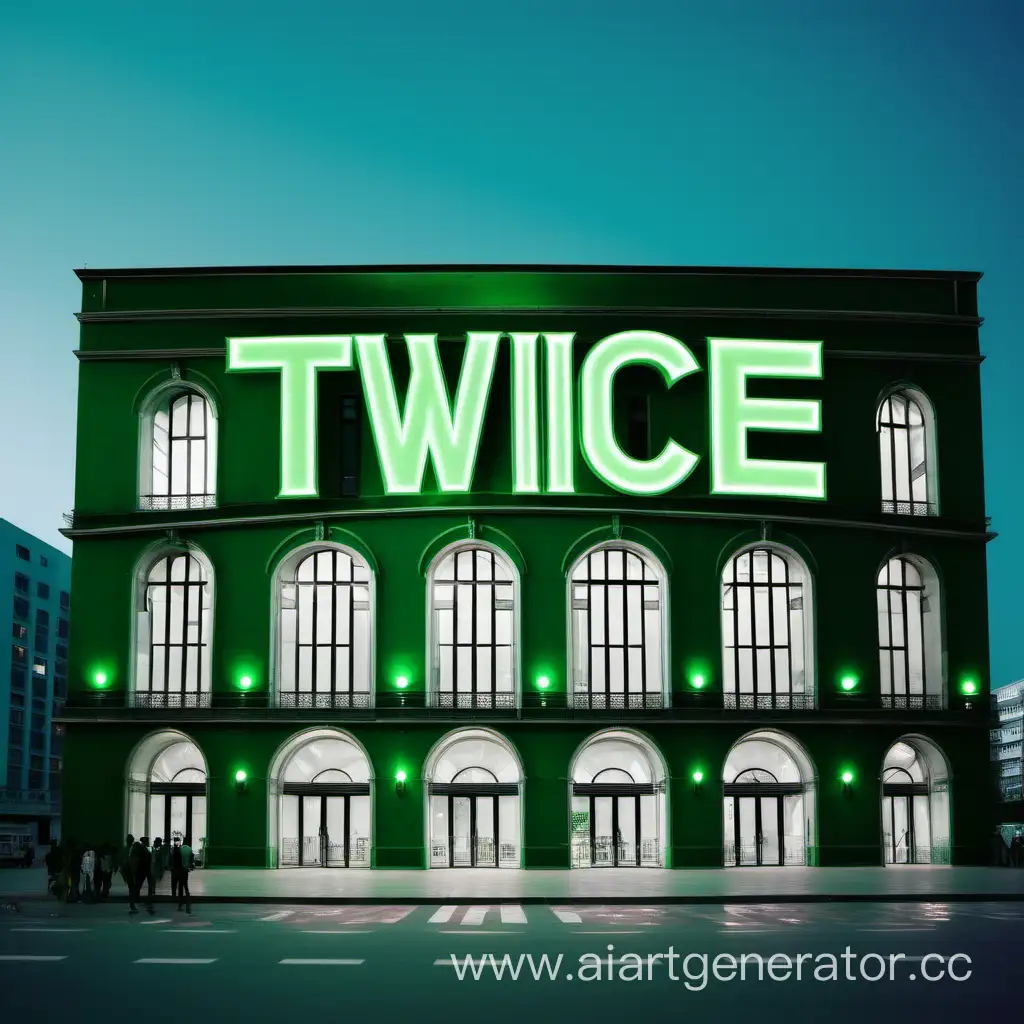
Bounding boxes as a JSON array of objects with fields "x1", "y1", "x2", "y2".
[
  {"x1": 461, "y1": 906, "x2": 489, "y2": 926},
  {"x1": 260, "y1": 910, "x2": 295, "y2": 922},
  {"x1": 553, "y1": 909, "x2": 582, "y2": 924},
  {"x1": 0, "y1": 955, "x2": 67, "y2": 962},
  {"x1": 279, "y1": 959, "x2": 364, "y2": 966},
  {"x1": 134, "y1": 958, "x2": 216, "y2": 965},
  {"x1": 11, "y1": 928, "x2": 89, "y2": 933},
  {"x1": 500, "y1": 905, "x2": 527, "y2": 924},
  {"x1": 139, "y1": 919, "x2": 172, "y2": 926},
  {"x1": 429, "y1": 905, "x2": 457, "y2": 924}
]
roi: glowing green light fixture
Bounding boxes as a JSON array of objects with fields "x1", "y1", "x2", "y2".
[
  {"x1": 840, "y1": 674, "x2": 858, "y2": 692},
  {"x1": 395, "y1": 675, "x2": 409, "y2": 689},
  {"x1": 536, "y1": 675, "x2": 551, "y2": 690}
]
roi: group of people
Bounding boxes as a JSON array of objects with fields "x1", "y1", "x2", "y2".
[{"x1": 44, "y1": 835, "x2": 196, "y2": 912}]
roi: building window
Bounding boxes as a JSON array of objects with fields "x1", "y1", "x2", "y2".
[
  {"x1": 14, "y1": 573, "x2": 29, "y2": 593},
  {"x1": 40, "y1": 556, "x2": 48, "y2": 567},
  {"x1": 276, "y1": 546, "x2": 373, "y2": 709},
  {"x1": 13, "y1": 645, "x2": 26, "y2": 661},
  {"x1": 36, "y1": 609, "x2": 49, "y2": 628},
  {"x1": 32, "y1": 658, "x2": 47, "y2": 676},
  {"x1": 877, "y1": 556, "x2": 943, "y2": 710},
  {"x1": 134, "y1": 551, "x2": 213, "y2": 708},
  {"x1": 34, "y1": 633, "x2": 49, "y2": 655},
  {"x1": 54, "y1": 674, "x2": 66, "y2": 698},
  {"x1": 57, "y1": 617, "x2": 69, "y2": 639},
  {"x1": 429, "y1": 545, "x2": 517, "y2": 709},
  {"x1": 722, "y1": 545, "x2": 813, "y2": 710},
  {"x1": 13, "y1": 597, "x2": 29, "y2": 620},
  {"x1": 140, "y1": 389, "x2": 217, "y2": 510},
  {"x1": 16, "y1": 545, "x2": 29, "y2": 561},
  {"x1": 56, "y1": 644, "x2": 67, "y2": 661},
  {"x1": 11, "y1": 666, "x2": 26, "y2": 690},
  {"x1": 59, "y1": 591, "x2": 69, "y2": 611},
  {"x1": 878, "y1": 389, "x2": 937, "y2": 516},
  {"x1": 569, "y1": 544, "x2": 666, "y2": 710},
  {"x1": 37, "y1": 582, "x2": 50, "y2": 600},
  {"x1": 12, "y1": 623, "x2": 26, "y2": 640}
]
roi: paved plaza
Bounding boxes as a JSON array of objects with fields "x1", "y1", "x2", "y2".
[{"x1": 3, "y1": 864, "x2": 1023, "y2": 904}]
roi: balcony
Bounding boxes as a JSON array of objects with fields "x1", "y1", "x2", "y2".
[
  {"x1": 881, "y1": 500, "x2": 938, "y2": 516},
  {"x1": 881, "y1": 694, "x2": 943, "y2": 711}
]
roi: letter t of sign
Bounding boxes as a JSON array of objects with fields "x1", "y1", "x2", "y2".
[{"x1": 226, "y1": 335, "x2": 355, "y2": 499}]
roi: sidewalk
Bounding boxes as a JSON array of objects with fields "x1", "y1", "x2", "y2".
[{"x1": 4, "y1": 865, "x2": 1024, "y2": 904}]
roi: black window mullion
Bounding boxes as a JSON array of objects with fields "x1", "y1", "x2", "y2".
[
  {"x1": 603, "y1": 550, "x2": 611, "y2": 705},
  {"x1": 451, "y1": 561, "x2": 459, "y2": 698},
  {"x1": 765, "y1": 550, "x2": 777, "y2": 701},
  {"x1": 348, "y1": 558, "x2": 356, "y2": 698},
  {"x1": 490, "y1": 552, "x2": 497, "y2": 703},
  {"x1": 162, "y1": 557, "x2": 173, "y2": 695},
  {"x1": 311, "y1": 556, "x2": 320, "y2": 697},
  {"x1": 293, "y1": 572, "x2": 302, "y2": 698},
  {"x1": 747, "y1": 554, "x2": 757, "y2": 697},
  {"x1": 185, "y1": 395, "x2": 193, "y2": 501},
  {"x1": 639, "y1": 570, "x2": 648, "y2": 701},
  {"x1": 781, "y1": 556, "x2": 793, "y2": 697},
  {"x1": 180, "y1": 554, "x2": 191, "y2": 696},
  {"x1": 329, "y1": 552, "x2": 338, "y2": 697}
]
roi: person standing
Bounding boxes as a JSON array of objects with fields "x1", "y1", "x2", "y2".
[
  {"x1": 174, "y1": 836, "x2": 194, "y2": 913},
  {"x1": 148, "y1": 837, "x2": 166, "y2": 901},
  {"x1": 80, "y1": 847, "x2": 95, "y2": 900},
  {"x1": 99, "y1": 844, "x2": 114, "y2": 898},
  {"x1": 127, "y1": 835, "x2": 149, "y2": 914}
]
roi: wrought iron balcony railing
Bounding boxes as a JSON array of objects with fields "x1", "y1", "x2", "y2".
[
  {"x1": 881, "y1": 500, "x2": 938, "y2": 516},
  {"x1": 724, "y1": 693, "x2": 816, "y2": 711},
  {"x1": 881, "y1": 694, "x2": 943, "y2": 711},
  {"x1": 138, "y1": 493, "x2": 217, "y2": 511}
]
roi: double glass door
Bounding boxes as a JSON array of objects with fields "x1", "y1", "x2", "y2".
[
  {"x1": 731, "y1": 795, "x2": 781, "y2": 866},
  {"x1": 281, "y1": 792, "x2": 370, "y2": 867},
  {"x1": 149, "y1": 788, "x2": 206, "y2": 861},
  {"x1": 430, "y1": 792, "x2": 519, "y2": 867},
  {"x1": 882, "y1": 791, "x2": 929, "y2": 865}
]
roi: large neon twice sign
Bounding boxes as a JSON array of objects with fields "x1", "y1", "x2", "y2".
[{"x1": 226, "y1": 331, "x2": 825, "y2": 501}]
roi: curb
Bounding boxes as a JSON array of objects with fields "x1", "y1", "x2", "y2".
[{"x1": 4, "y1": 892, "x2": 1024, "y2": 907}]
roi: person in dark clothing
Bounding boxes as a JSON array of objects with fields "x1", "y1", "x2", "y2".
[
  {"x1": 128, "y1": 835, "x2": 151, "y2": 914},
  {"x1": 99, "y1": 844, "x2": 115, "y2": 897},
  {"x1": 1011, "y1": 833, "x2": 1023, "y2": 869},
  {"x1": 170, "y1": 836, "x2": 193, "y2": 913},
  {"x1": 22, "y1": 840, "x2": 34, "y2": 868},
  {"x1": 44, "y1": 842, "x2": 60, "y2": 894}
]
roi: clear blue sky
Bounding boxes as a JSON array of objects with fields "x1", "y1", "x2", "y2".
[{"x1": 1, "y1": 1, "x2": 1020, "y2": 684}]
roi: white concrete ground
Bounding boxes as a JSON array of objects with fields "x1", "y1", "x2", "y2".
[{"x1": 3, "y1": 864, "x2": 1024, "y2": 901}]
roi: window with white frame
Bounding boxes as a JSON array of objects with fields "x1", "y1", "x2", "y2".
[
  {"x1": 134, "y1": 552, "x2": 212, "y2": 707},
  {"x1": 878, "y1": 390, "x2": 936, "y2": 516},
  {"x1": 877, "y1": 556, "x2": 942, "y2": 710},
  {"x1": 722, "y1": 546, "x2": 811, "y2": 710},
  {"x1": 277, "y1": 548, "x2": 372, "y2": 709},
  {"x1": 570, "y1": 545, "x2": 665, "y2": 709},
  {"x1": 141, "y1": 390, "x2": 217, "y2": 510},
  {"x1": 430, "y1": 547, "x2": 516, "y2": 709}
]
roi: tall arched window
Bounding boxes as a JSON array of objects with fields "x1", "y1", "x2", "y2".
[
  {"x1": 140, "y1": 388, "x2": 217, "y2": 510},
  {"x1": 877, "y1": 555, "x2": 943, "y2": 709},
  {"x1": 722, "y1": 545, "x2": 813, "y2": 710},
  {"x1": 428, "y1": 545, "x2": 517, "y2": 710},
  {"x1": 569, "y1": 544, "x2": 667, "y2": 710},
  {"x1": 276, "y1": 547, "x2": 373, "y2": 709},
  {"x1": 877, "y1": 389, "x2": 936, "y2": 516},
  {"x1": 134, "y1": 552, "x2": 213, "y2": 708}
]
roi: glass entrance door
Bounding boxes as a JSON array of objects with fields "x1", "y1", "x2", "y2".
[
  {"x1": 580, "y1": 794, "x2": 641, "y2": 867},
  {"x1": 883, "y1": 794, "x2": 914, "y2": 864},
  {"x1": 283, "y1": 794, "x2": 361, "y2": 867},
  {"x1": 151, "y1": 791, "x2": 206, "y2": 862},
  {"x1": 444, "y1": 794, "x2": 502, "y2": 867},
  {"x1": 730, "y1": 795, "x2": 785, "y2": 866}
]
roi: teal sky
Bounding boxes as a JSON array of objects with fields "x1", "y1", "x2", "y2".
[{"x1": 1, "y1": 1, "x2": 1020, "y2": 685}]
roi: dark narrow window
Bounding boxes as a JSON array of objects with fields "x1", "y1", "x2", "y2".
[
  {"x1": 625, "y1": 395, "x2": 650, "y2": 461},
  {"x1": 340, "y1": 395, "x2": 361, "y2": 497},
  {"x1": 16, "y1": 545, "x2": 30, "y2": 561}
]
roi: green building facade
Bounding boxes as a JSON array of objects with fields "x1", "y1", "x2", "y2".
[{"x1": 59, "y1": 264, "x2": 993, "y2": 872}]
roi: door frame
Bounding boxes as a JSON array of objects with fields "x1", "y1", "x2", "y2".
[
  {"x1": 881, "y1": 781, "x2": 927, "y2": 865},
  {"x1": 723, "y1": 781, "x2": 804, "y2": 867},
  {"x1": 281, "y1": 781, "x2": 371, "y2": 868},
  {"x1": 430, "y1": 782, "x2": 518, "y2": 868}
]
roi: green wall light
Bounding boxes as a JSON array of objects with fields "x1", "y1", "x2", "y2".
[
  {"x1": 692, "y1": 770, "x2": 704, "y2": 784},
  {"x1": 396, "y1": 770, "x2": 407, "y2": 783},
  {"x1": 690, "y1": 674, "x2": 706, "y2": 690},
  {"x1": 840, "y1": 674, "x2": 858, "y2": 692},
  {"x1": 395, "y1": 675, "x2": 409, "y2": 689},
  {"x1": 536, "y1": 675, "x2": 551, "y2": 690},
  {"x1": 235, "y1": 769, "x2": 247, "y2": 783},
  {"x1": 960, "y1": 678, "x2": 978, "y2": 696},
  {"x1": 395, "y1": 769, "x2": 407, "y2": 795},
  {"x1": 94, "y1": 671, "x2": 108, "y2": 688},
  {"x1": 238, "y1": 675, "x2": 253, "y2": 690},
  {"x1": 841, "y1": 770, "x2": 854, "y2": 784}
]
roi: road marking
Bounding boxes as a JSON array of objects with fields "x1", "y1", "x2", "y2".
[
  {"x1": 578, "y1": 930, "x2": 645, "y2": 935},
  {"x1": 461, "y1": 906, "x2": 489, "y2": 926},
  {"x1": 301, "y1": 930, "x2": 374, "y2": 935},
  {"x1": 139, "y1": 919, "x2": 172, "y2": 926},
  {"x1": 439, "y1": 930, "x2": 523, "y2": 935},
  {"x1": 10, "y1": 928, "x2": 89, "y2": 933},
  {"x1": 429, "y1": 906, "x2": 456, "y2": 924},
  {"x1": 170, "y1": 929, "x2": 237, "y2": 934},
  {"x1": 857, "y1": 927, "x2": 937, "y2": 933},
  {"x1": 553, "y1": 909, "x2": 582, "y2": 924},
  {"x1": 260, "y1": 910, "x2": 296, "y2": 922},
  {"x1": 0, "y1": 955, "x2": 67, "y2": 961},
  {"x1": 279, "y1": 959, "x2": 365, "y2": 966},
  {"x1": 134, "y1": 958, "x2": 216, "y2": 965},
  {"x1": 501, "y1": 905, "x2": 527, "y2": 925}
]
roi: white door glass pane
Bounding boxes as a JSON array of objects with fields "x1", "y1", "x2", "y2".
[
  {"x1": 281, "y1": 795, "x2": 300, "y2": 866},
  {"x1": 738, "y1": 798, "x2": 757, "y2": 865},
  {"x1": 617, "y1": 796, "x2": 636, "y2": 866},
  {"x1": 476, "y1": 796, "x2": 495, "y2": 866},
  {"x1": 191, "y1": 796, "x2": 206, "y2": 858},
  {"x1": 594, "y1": 797, "x2": 613, "y2": 866},
  {"x1": 760, "y1": 797, "x2": 780, "y2": 865},
  {"x1": 430, "y1": 795, "x2": 449, "y2": 867},
  {"x1": 782, "y1": 794, "x2": 804, "y2": 865},
  {"x1": 724, "y1": 797, "x2": 736, "y2": 865},
  {"x1": 882, "y1": 796, "x2": 895, "y2": 864},
  {"x1": 303, "y1": 795, "x2": 321, "y2": 865},
  {"x1": 169, "y1": 795, "x2": 187, "y2": 844},
  {"x1": 325, "y1": 797, "x2": 346, "y2": 866},
  {"x1": 149, "y1": 794, "x2": 165, "y2": 844},
  {"x1": 571, "y1": 796, "x2": 591, "y2": 867},
  {"x1": 892, "y1": 796, "x2": 910, "y2": 864},
  {"x1": 640, "y1": 793, "x2": 659, "y2": 866},
  {"x1": 913, "y1": 794, "x2": 932, "y2": 864},
  {"x1": 348, "y1": 795, "x2": 370, "y2": 866},
  {"x1": 452, "y1": 798, "x2": 472, "y2": 866}
]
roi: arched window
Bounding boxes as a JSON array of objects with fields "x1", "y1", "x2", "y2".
[
  {"x1": 569, "y1": 544, "x2": 666, "y2": 710},
  {"x1": 881, "y1": 737, "x2": 952, "y2": 865},
  {"x1": 134, "y1": 551, "x2": 213, "y2": 708},
  {"x1": 276, "y1": 546, "x2": 373, "y2": 709},
  {"x1": 877, "y1": 389, "x2": 937, "y2": 516},
  {"x1": 722, "y1": 545, "x2": 812, "y2": 710},
  {"x1": 428, "y1": 545, "x2": 517, "y2": 710},
  {"x1": 877, "y1": 556, "x2": 943, "y2": 710},
  {"x1": 140, "y1": 388, "x2": 217, "y2": 511}
]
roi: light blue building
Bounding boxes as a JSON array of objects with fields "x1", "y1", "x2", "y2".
[
  {"x1": 0, "y1": 518, "x2": 71, "y2": 860},
  {"x1": 992, "y1": 680, "x2": 1023, "y2": 853}
]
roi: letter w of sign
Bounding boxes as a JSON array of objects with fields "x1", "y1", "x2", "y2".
[{"x1": 356, "y1": 334, "x2": 500, "y2": 494}]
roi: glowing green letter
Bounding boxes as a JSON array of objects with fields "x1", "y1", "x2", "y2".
[
  {"x1": 226, "y1": 335, "x2": 354, "y2": 498},
  {"x1": 580, "y1": 330, "x2": 700, "y2": 495},
  {"x1": 510, "y1": 333, "x2": 540, "y2": 493},
  {"x1": 544, "y1": 333, "x2": 576, "y2": 493},
  {"x1": 356, "y1": 333, "x2": 500, "y2": 493},
  {"x1": 709, "y1": 338, "x2": 825, "y2": 499}
]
